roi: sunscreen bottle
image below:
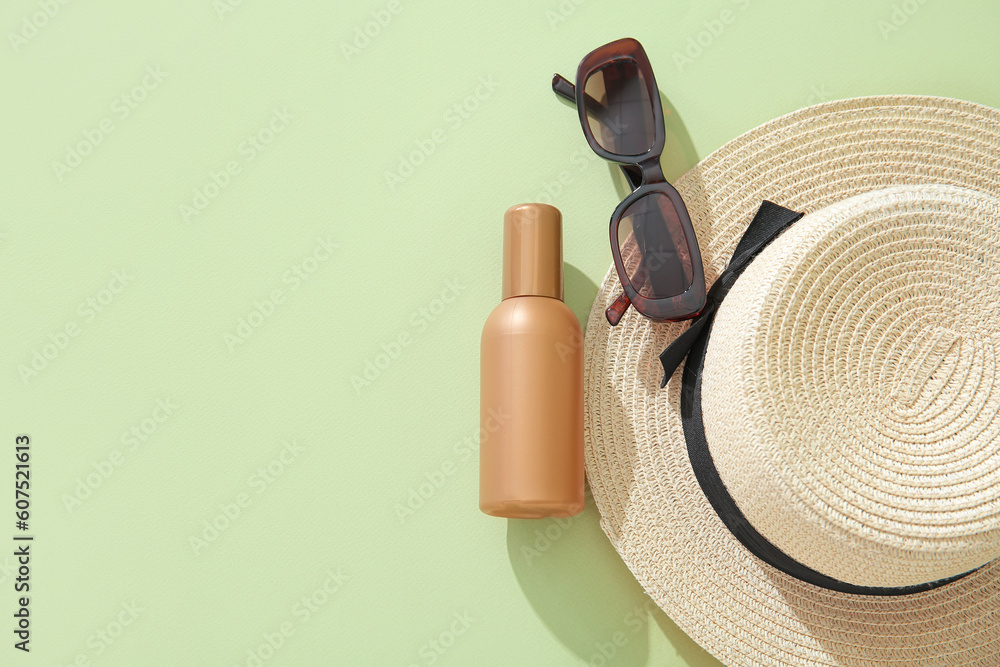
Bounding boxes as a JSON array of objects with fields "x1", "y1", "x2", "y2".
[{"x1": 479, "y1": 203, "x2": 585, "y2": 518}]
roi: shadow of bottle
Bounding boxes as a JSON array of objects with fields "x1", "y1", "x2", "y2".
[
  {"x1": 506, "y1": 486, "x2": 716, "y2": 666},
  {"x1": 563, "y1": 262, "x2": 599, "y2": 329},
  {"x1": 506, "y1": 489, "x2": 653, "y2": 665}
]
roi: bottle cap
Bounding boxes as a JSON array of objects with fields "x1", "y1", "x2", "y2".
[{"x1": 502, "y1": 203, "x2": 563, "y2": 300}]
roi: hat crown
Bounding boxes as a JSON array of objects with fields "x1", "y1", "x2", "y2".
[{"x1": 702, "y1": 185, "x2": 1000, "y2": 589}]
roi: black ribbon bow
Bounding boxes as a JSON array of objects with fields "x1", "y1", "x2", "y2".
[{"x1": 659, "y1": 200, "x2": 804, "y2": 388}]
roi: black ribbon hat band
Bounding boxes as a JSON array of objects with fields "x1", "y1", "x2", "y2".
[{"x1": 660, "y1": 201, "x2": 978, "y2": 596}]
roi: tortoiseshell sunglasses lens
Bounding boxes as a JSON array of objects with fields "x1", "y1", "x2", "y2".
[
  {"x1": 583, "y1": 59, "x2": 656, "y2": 156},
  {"x1": 616, "y1": 192, "x2": 694, "y2": 300}
]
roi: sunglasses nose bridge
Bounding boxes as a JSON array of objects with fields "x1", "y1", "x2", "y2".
[{"x1": 634, "y1": 156, "x2": 664, "y2": 186}]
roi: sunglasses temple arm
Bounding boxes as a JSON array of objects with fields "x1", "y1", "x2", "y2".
[
  {"x1": 607, "y1": 258, "x2": 652, "y2": 325},
  {"x1": 553, "y1": 74, "x2": 613, "y2": 114},
  {"x1": 552, "y1": 74, "x2": 643, "y2": 192},
  {"x1": 606, "y1": 291, "x2": 631, "y2": 326},
  {"x1": 552, "y1": 73, "x2": 576, "y2": 102},
  {"x1": 607, "y1": 245, "x2": 653, "y2": 325}
]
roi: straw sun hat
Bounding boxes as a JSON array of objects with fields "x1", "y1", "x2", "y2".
[{"x1": 583, "y1": 96, "x2": 1000, "y2": 666}]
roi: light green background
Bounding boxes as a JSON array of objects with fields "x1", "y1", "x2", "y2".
[{"x1": 2, "y1": 1, "x2": 998, "y2": 665}]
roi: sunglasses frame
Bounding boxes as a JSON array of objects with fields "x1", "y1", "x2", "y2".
[{"x1": 558, "y1": 38, "x2": 705, "y2": 324}]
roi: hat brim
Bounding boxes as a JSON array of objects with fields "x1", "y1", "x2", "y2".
[{"x1": 583, "y1": 95, "x2": 1000, "y2": 666}]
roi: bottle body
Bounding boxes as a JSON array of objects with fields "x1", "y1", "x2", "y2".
[{"x1": 479, "y1": 295, "x2": 585, "y2": 518}]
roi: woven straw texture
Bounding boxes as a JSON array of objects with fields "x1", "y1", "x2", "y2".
[
  {"x1": 583, "y1": 96, "x2": 1000, "y2": 666},
  {"x1": 704, "y1": 185, "x2": 1000, "y2": 588}
]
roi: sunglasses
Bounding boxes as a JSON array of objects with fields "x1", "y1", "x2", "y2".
[{"x1": 553, "y1": 38, "x2": 706, "y2": 326}]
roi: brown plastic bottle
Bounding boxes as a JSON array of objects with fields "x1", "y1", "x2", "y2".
[{"x1": 479, "y1": 203, "x2": 585, "y2": 518}]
